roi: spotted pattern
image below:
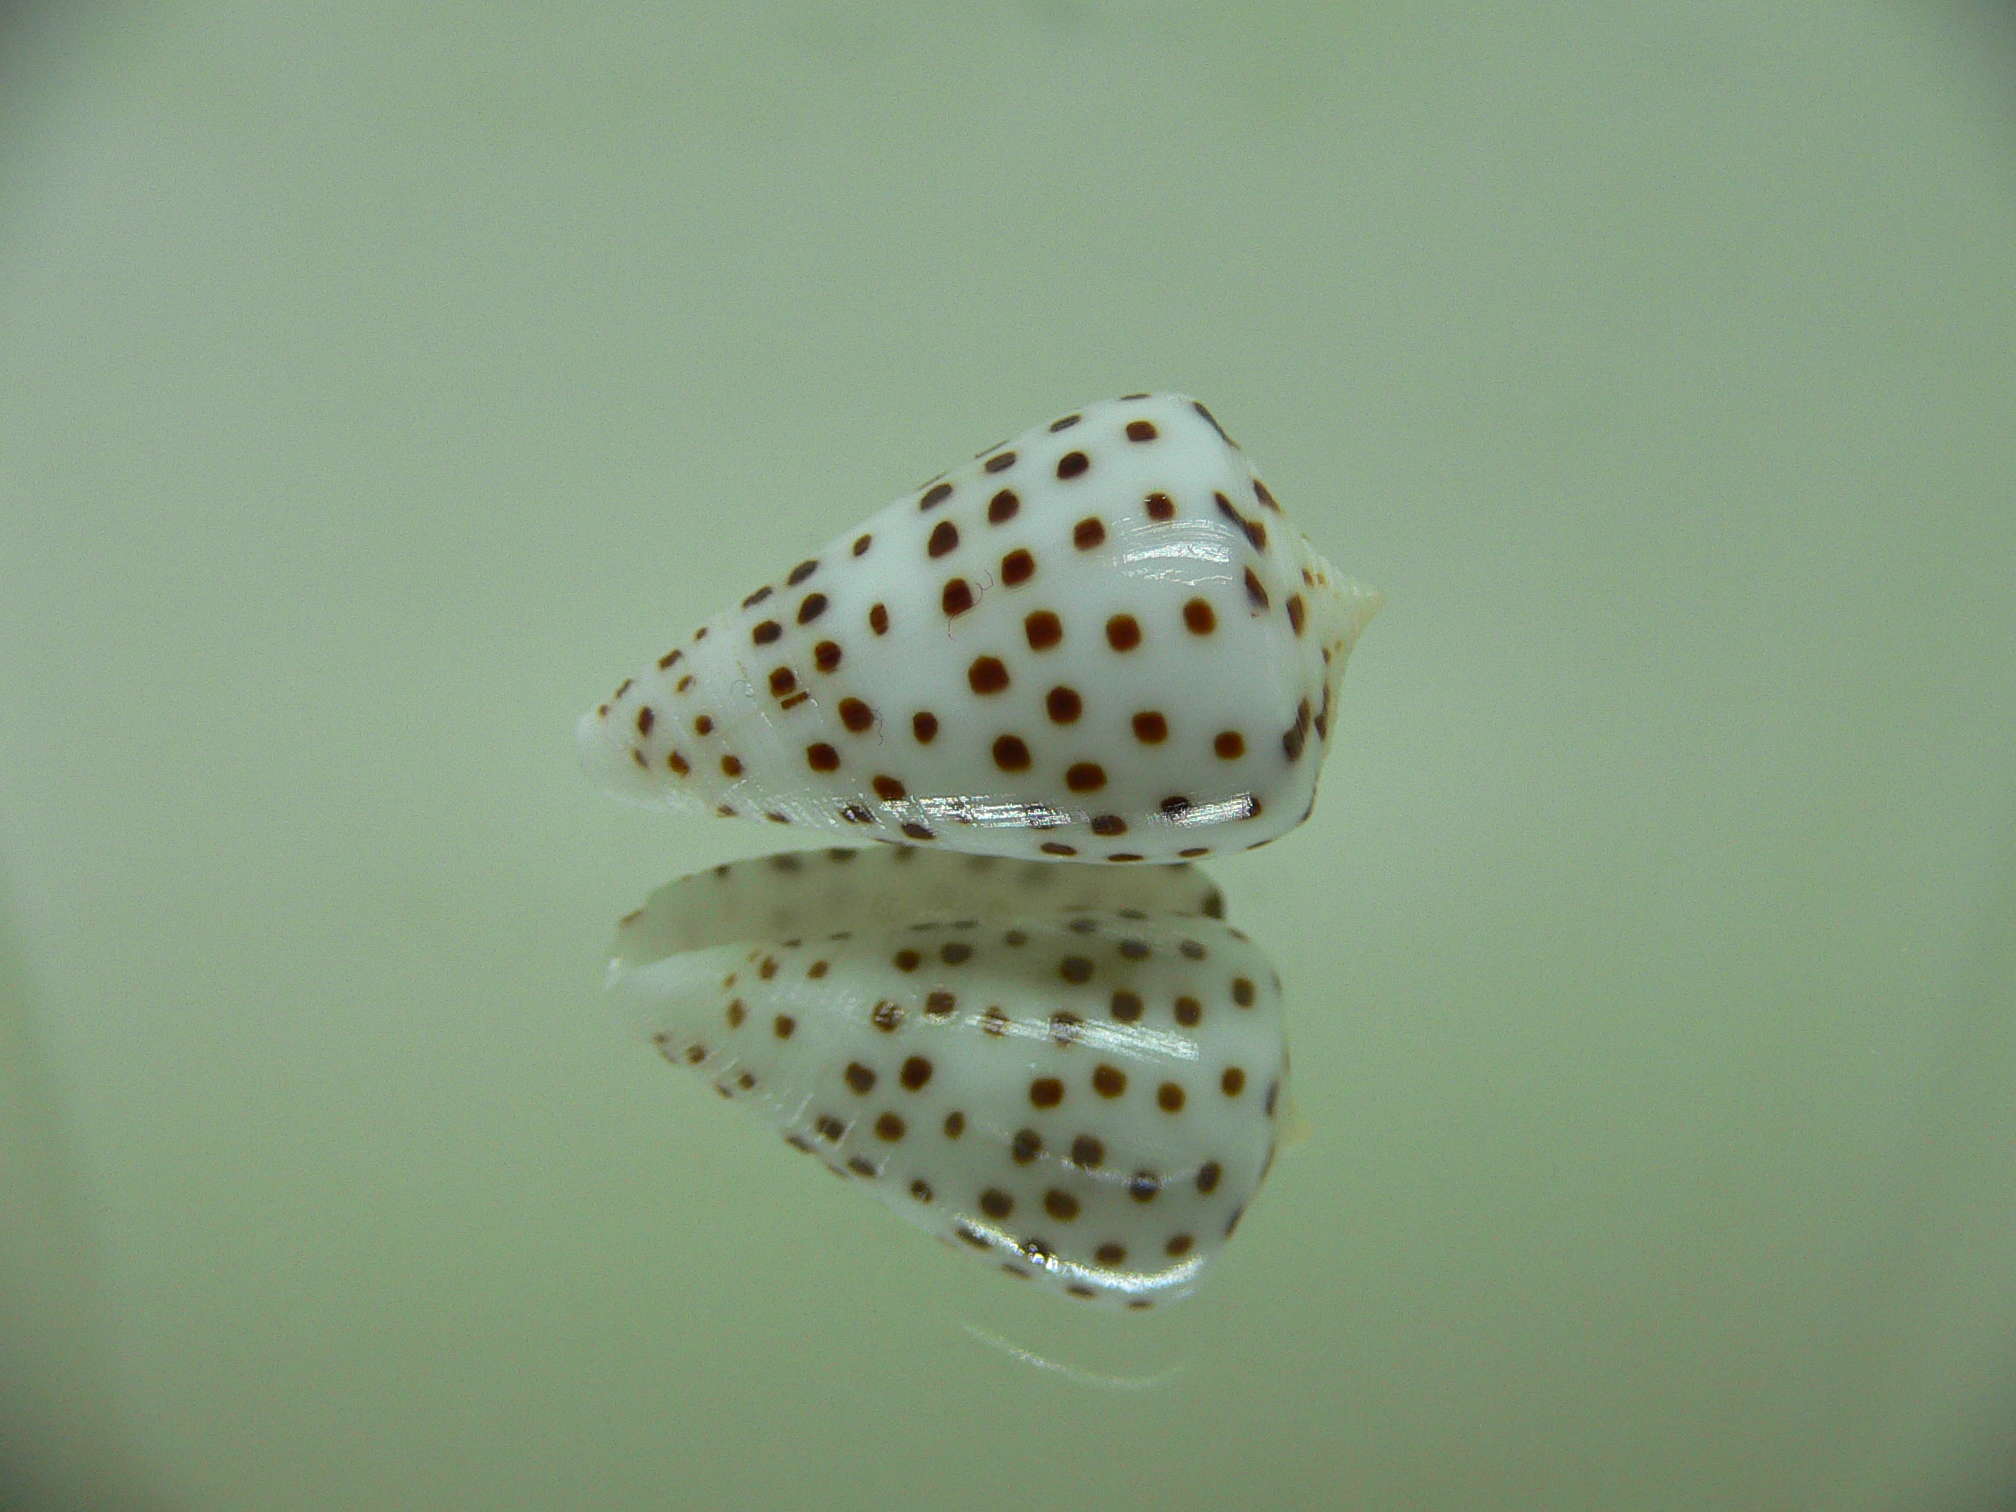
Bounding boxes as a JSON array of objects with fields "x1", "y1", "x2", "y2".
[
  {"x1": 578, "y1": 393, "x2": 1377, "y2": 864},
  {"x1": 610, "y1": 848, "x2": 1286, "y2": 1309}
]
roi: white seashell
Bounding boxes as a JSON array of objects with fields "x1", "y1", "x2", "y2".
[
  {"x1": 579, "y1": 394, "x2": 1379, "y2": 862},
  {"x1": 609, "y1": 847, "x2": 1289, "y2": 1309}
]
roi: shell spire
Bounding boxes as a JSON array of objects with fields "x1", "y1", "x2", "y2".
[{"x1": 579, "y1": 394, "x2": 1378, "y2": 862}]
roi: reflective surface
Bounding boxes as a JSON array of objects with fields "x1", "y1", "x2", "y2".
[
  {"x1": 606, "y1": 847, "x2": 1286, "y2": 1308},
  {"x1": 2, "y1": 4, "x2": 2015, "y2": 1510}
]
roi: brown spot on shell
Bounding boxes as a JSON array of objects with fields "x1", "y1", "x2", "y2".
[
  {"x1": 1283, "y1": 698, "x2": 1312, "y2": 761},
  {"x1": 1065, "y1": 762, "x2": 1106, "y2": 793},
  {"x1": 968, "y1": 656, "x2": 1010, "y2": 695}
]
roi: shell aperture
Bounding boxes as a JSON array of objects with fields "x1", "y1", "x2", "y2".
[
  {"x1": 608, "y1": 847, "x2": 1290, "y2": 1309},
  {"x1": 579, "y1": 395, "x2": 1380, "y2": 861}
]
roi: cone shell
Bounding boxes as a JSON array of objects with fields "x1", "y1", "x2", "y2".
[
  {"x1": 609, "y1": 847, "x2": 1290, "y2": 1309},
  {"x1": 580, "y1": 394, "x2": 1379, "y2": 862}
]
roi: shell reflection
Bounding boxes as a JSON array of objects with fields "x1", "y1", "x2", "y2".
[{"x1": 609, "y1": 847, "x2": 1290, "y2": 1309}]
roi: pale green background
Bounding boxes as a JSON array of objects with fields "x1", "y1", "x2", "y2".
[{"x1": 4, "y1": 3, "x2": 2015, "y2": 1509}]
